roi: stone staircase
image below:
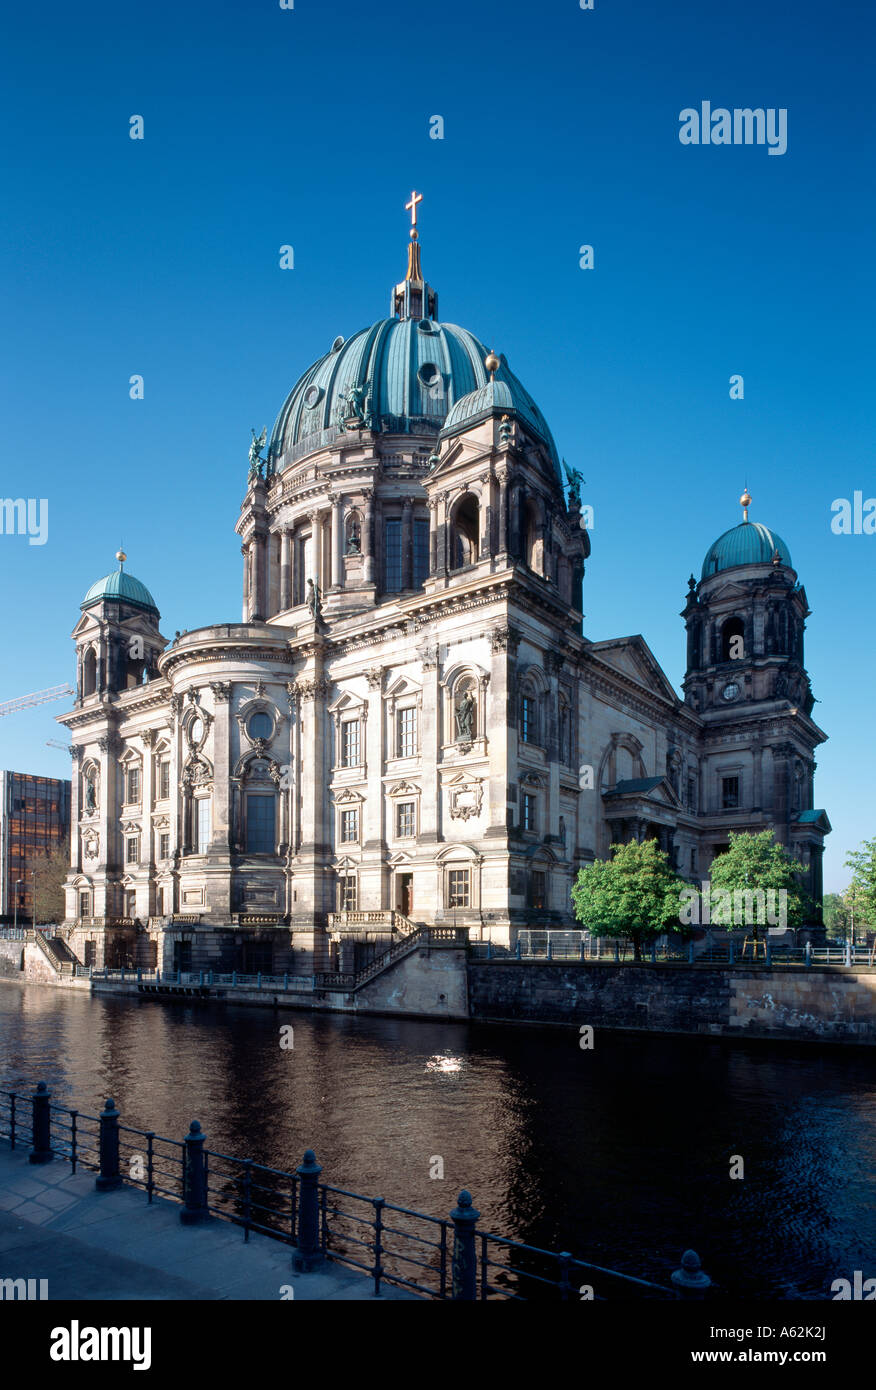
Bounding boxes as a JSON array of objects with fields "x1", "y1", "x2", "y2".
[
  {"x1": 33, "y1": 932, "x2": 77, "y2": 976},
  {"x1": 316, "y1": 926, "x2": 468, "y2": 993}
]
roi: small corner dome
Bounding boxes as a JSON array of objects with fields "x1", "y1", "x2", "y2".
[
  {"x1": 81, "y1": 568, "x2": 159, "y2": 616},
  {"x1": 441, "y1": 378, "x2": 515, "y2": 433},
  {"x1": 701, "y1": 521, "x2": 792, "y2": 580}
]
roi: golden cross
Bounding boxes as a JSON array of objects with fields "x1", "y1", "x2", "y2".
[{"x1": 405, "y1": 190, "x2": 423, "y2": 229}]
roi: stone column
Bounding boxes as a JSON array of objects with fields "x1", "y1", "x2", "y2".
[
  {"x1": 280, "y1": 530, "x2": 292, "y2": 611},
  {"x1": 70, "y1": 746, "x2": 82, "y2": 874},
  {"x1": 418, "y1": 647, "x2": 441, "y2": 844},
  {"x1": 751, "y1": 739, "x2": 763, "y2": 811},
  {"x1": 545, "y1": 651, "x2": 563, "y2": 842},
  {"x1": 428, "y1": 499, "x2": 438, "y2": 575},
  {"x1": 362, "y1": 490, "x2": 375, "y2": 585},
  {"x1": 402, "y1": 498, "x2": 413, "y2": 590},
  {"x1": 331, "y1": 497, "x2": 343, "y2": 588},
  {"x1": 251, "y1": 532, "x2": 267, "y2": 621},
  {"x1": 363, "y1": 671, "x2": 384, "y2": 897},
  {"x1": 485, "y1": 626, "x2": 519, "y2": 840},
  {"x1": 96, "y1": 732, "x2": 120, "y2": 915},
  {"x1": 140, "y1": 730, "x2": 156, "y2": 890},
  {"x1": 208, "y1": 684, "x2": 232, "y2": 851},
  {"x1": 497, "y1": 471, "x2": 508, "y2": 554}
]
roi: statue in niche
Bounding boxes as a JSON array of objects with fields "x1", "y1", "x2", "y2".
[
  {"x1": 344, "y1": 383, "x2": 366, "y2": 421},
  {"x1": 455, "y1": 688, "x2": 476, "y2": 741},
  {"x1": 306, "y1": 578, "x2": 322, "y2": 620},
  {"x1": 345, "y1": 516, "x2": 361, "y2": 554},
  {"x1": 559, "y1": 816, "x2": 567, "y2": 849},
  {"x1": 84, "y1": 771, "x2": 97, "y2": 814}
]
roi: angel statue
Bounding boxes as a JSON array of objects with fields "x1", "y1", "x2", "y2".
[
  {"x1": 306, "y1": 578, "x2": 323, "y2": 620},
  {"x1": 561, "y1": 458, "x2": 584, "y2": 508},
  {"x1": 455, "y1": 688, "x2": 476, "y2": 741},
  {"x1": 248, "y1": 427, "x2": 267, "y2": 481}
]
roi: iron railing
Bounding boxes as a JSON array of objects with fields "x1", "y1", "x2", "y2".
[{"x1": 0, "y1": 1085, "x2": 711, "y2": 1301}]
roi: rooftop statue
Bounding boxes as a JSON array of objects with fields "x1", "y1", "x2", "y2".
[{"x1": 248, "y1": 427, "x2": 267, "y2": 481}]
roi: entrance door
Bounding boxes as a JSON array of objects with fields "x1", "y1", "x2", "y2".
[{"x1": 398, "y1": 873, "x2": 413, "y2": 916}]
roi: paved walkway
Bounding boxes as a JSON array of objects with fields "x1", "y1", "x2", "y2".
[{"x1": 0, "y1": 1144, "x2": 415, "y2": 1300}]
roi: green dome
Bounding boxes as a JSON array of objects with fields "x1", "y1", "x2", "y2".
[
  {"x1": 701, "y1": 521, "x2": 792, "y2": 579},
  {"x1": 81, "y1": 567, "x2": 158, "y2": 615}
]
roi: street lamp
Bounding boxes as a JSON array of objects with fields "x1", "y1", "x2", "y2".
[
  {"x1": 31, "y1": 868, "x2": 36, "y2": 934},
  {"x1": 13, "y1": 879, "x2": 22, "y2": 931}
]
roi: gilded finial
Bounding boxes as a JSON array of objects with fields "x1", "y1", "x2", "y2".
[
  {"x1": 484, "y1": 350, "x2": 500, "y2": 377},
  {"x1": 740, "y1": 487, "x2": 751, "y2": 523},
  {"x1": 116, "y1": 547, "x2": 126, "y2": 569}
]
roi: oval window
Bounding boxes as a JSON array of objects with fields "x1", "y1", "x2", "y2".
[
  {"x1": 304, "y1": 385, "x2": 322, "y2": 409},
  {"x1": 248, "y1": 711, "x2": 272, "y2": 740},
  {"x1": 189, "y1": 717, "x2": 204, "y2": 745},
  {"x1": 418, "y1": 362, "x2": 440, "y2": 388}
]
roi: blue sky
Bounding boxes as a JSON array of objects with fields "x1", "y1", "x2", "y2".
[{"x1": 1, "y1": 0, "x2": 873, "y2": 891}]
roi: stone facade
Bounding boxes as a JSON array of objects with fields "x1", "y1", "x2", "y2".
[{"x1": 56, "y1": 229, "x2": 829, "y2": 975}]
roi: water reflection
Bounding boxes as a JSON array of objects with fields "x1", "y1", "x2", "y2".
[{"x1": 1, "y1": 984, "x2": 874, "y2": 1298}]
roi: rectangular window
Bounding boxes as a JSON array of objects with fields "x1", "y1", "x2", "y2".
[
  {"x1": 687, "y1": 775, "x2": 696, "y2": 812},
  {"x1": 397, "y1": 707, "x2": 417, "y2": 758},
  {"x1": 384, "y1": 518, "x2": 402, "y2": 592},
  {"x1": 531, "y1": 870, "x2": 546, "y2": 910},
  {"x1": 448, "y1": 868, "x2": 470, "y2": 909},
  {"x1": 159, "y1": 762, "x2": 170, "y2": 800},
  {"x1": 127, "y1": 767, "x2": 140, "y2": 804},
  {"x1": 338, "y1": 874, "x2": 358, "y2": 912},
  {"x1": 340, "y1": 808, "x2": 359, "y2": 843},
  {"x1": 159, "y1": 832, "x2": 171, "y2": 860},
  {"x1": 197, "y1": 799, "x2": 211, "y2": 854},
  {"x1": 126, "y1": 836, "x2": 139, "y2": 865},
  {"x1": 396, "y1": 801, "x2": 416, "y2": 838},
  {"x1": 521, "y1": 697, "x2": 534, "y2": 744},
  {"x1": 413, "y1": 517, "x2": 429, "y2": 587},
  {"x1": 523, "y1": 793, "x2": 536, "y2": 832},
  {"x1": 722, "y1": 776, "x2": 740, "y2": 810},
  {"x1": 341, "y1": 720, "x2": 361, "y2": 768},
  {"x1": 79, "y1": 892, "x2": 91, "y2": 917},
  {"x1": 246, "y1": 794, "x2": 275, "y2": 853}
]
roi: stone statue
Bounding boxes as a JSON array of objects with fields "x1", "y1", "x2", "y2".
[
  {"x1": 562, "y1": 458, "x2": 584, "y2": 508},
  {"x1": 84, "y1": 773, "x2": 96, "y2": 813},
  {"x1": 345, "y1": 517, "x2": 361, "y2": 554},
  {"x1": 344, "y1": 383, "x2": 366, "y2": 421},
  {"x1": 248, "y1": 427, "x2": 267, "y2": 481},
  {"x1": 306, "y1": 578, "x2": 322, "y2": 620},
  {"x1": 455, "y1": 689, "x2": 475, "y2": 741}
]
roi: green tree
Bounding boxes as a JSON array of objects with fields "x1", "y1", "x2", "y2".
[
  {"x1": 708, "y1": 830, "x2": 808, "y2": 938},
  {"x1": 571, "y1": 838, "x2": 686, "y2": 961},
  {"x1": 23, "y1": 842, "x2": 69, "y2": 925},
  {"x1": 845, "y1": 838, "x2": 876, "y2": 931},
  {"x1": 822, "y1": 891, "x2": 851, "y2": 940}
]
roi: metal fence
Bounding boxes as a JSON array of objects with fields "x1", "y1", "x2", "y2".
[
  {"x1": 469, "y1": 931, "x2": 875, "y2": 968},
  {"x1": 0, "y1": 1084, "x2": 711, "y2": 1301}
]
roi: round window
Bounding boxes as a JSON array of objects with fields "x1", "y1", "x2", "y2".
[
  {"x1": 417, "y1": 362, "x2": 440, "y2": 388},
  {"x1": 248, "y1": 711, "x2": 272, "y2": 740},
  {"x1": 304, "y1": 385, "x2": 322, "y2": 409}
]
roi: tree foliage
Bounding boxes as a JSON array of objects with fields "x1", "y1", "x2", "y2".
[
  {"x1": 708, "y1": 830, "x2": 808, "y2": 934},
  {"x1": 23, "y1": 842, "x2": 69, "y2": 925},
  {"x1": 571, "y1": 839, "x2": 685, "y2": 960},
  {"x1": 844, "y1": 838, "x2": 876, "y2": 929}
]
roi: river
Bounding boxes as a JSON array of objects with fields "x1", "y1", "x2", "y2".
[{"x1": 1, "y1": 982, "x2": 874, "y2": 1299}]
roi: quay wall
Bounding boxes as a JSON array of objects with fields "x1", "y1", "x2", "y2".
[{"x1": 468, "y1": 960, "x2": 876, "y2": 1043}]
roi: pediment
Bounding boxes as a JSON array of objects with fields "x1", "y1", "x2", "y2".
[{"x1": 588, "y1": 636, "x2": 678, "y2": 703}]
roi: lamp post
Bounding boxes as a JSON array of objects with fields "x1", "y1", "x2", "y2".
[
  {"x1": 31, "y1": 868, "x2": 36, "y2": 934},
  {"x1": 14, "y1": 879, "x2": 22, "y2": 931}
]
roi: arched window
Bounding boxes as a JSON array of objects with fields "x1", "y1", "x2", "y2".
[
  {"x1": 82, "y1": 648, "x2": 97, "y2": 697},
  {"x1": 721, "y1": 616, "x2": 745, "y2": 662},
  {"x1": 451, "y1": 495, "x2": 479, "y2": 570}
]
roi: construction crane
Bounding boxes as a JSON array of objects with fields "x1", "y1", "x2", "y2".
[
  {"x1": 46, "y1": 740, "x2": 71, "y2": 752},
  {"x1": 0, "y1": 684, "x2": 75, "y2": 718}
]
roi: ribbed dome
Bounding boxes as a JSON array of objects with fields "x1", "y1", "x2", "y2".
[
  {"x1": 268, "y1": 318, "x2": 561, "y2": 476},
  {"x1": 701, "y1": 521, "x2": 792, "y2": 579},
  {"x1": 81, "y1": 568, "x2": 158, "y2": 615},
  {"x1": 441, "y1": 379, "x2": 515, "y2": 433}
]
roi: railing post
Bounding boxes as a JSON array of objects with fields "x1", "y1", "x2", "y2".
[
  {"x1": 292, "y1": 1150, "x2": 325, "y2": 1271},
  {"x1": 844, "y1": 940, "x2": 851, "y2": 967},
  {"x1": 372, "y1": 1197, "x2": 385, "y2": 1297},
  {"x1": 671, "y1": 1248, "x2": 711, "y2": 1299},
  {"x1": 29, "y1": 1082, "x2": 53, "y2": 1165},
  {"x1": 9, "y1": 1092, "x2": 16, "y2": 1150},
  {"x1": 688, "y1": 942, "x2": 694, "y2": 964},
  {"x1": 284, "y1": 972, "x2": 289, "y2": 990},
  {"x1": 546, "y1": 936, "x2": 553, "y2": 960},
  {"x1": 557, "y1": 1251, "x2": 573, "y2": 1301},
  {"x1": 805, "y1": 941, "x2": 812, "y2": 969},
  {"x1": 180, "y1": 1121, "x2": 209, "y2": 1223},
  {"x1": 650, "y1": 940, "x2": 656, "y2": 964},
  {"x1": 95, "y1": 1098, "x2": 122, "y2": 1189},
  {"x1": 729, "y1": 940, "x2": 735, "y2": 965},
  {"x1": 232, "y1": 970, "x2": 237, "y2": 987},
  {"x1": 451, "y1": 1189, "x2": 481, "y2": 1300},
  {"x1": 70, "y1": 1110, "x2": 78, "y2": 1174},
  {"x1": 486, "y1": 940, "x2": 492, "y2": 960},
  {"x1": 766, "y1": 940, "x2": 772, "y2": 967},
  {"x1": 614, "y1": 941, "x2": 619, "y2": 963},
  {"x1": 257, "y1": 972, "x2": 262, "y2": 991}
]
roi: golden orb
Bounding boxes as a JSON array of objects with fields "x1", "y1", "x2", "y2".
[
  {"x1": 740, "y1": 490, "x2": 752, "y2": 509},
  {"x1": 410, "y1": 229, "x2": 419, "y2": 241},
  {"x1": 484, "y1": 351, "x2": 500, "y2": 375},
  {"x1": 116, "y1": 549, "x2": 127, "y2": 564}
]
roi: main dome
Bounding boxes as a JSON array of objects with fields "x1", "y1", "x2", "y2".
[
  {"x1": 701, "y1": 520, "x2": 792, "y2": 579},
  {"x1": 267, "y1": 317, "x2": 561, "y2": 475}
]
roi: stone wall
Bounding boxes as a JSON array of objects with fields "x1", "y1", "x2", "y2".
[
  {"x1": 468, "y1": 960, "x2": 876, "y2": 1043},
  {"x1": 0, "y1": 940, "x2": 78, "y2": 987}
]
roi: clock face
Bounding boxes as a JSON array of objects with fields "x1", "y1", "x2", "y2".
[{"x1": 722, "y1": 683, "x2": 740, "y2": 701}]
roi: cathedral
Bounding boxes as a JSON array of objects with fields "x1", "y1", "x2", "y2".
[{"x1": 58, "y1": 202, "x2": 830, "y2": 974}]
